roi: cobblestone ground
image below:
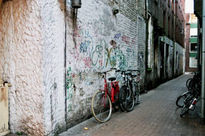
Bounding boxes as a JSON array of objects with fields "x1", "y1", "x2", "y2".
[{"x1": 60, "y1": 75, "x2": 205, "y2": 136}]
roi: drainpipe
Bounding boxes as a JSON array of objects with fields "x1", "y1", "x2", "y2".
[
  {"x1": 144, "y1": 0, "x2": 149, "y2": 90},
  {"x1": 64, "y1": 0, "x2": 68, "y2": 125},
  {"x1": 201, "y1": 0, "x2": 205, "y2": 119},
  {"x1": 173, "y1": 0, "x2": 176, "y2": 77}
]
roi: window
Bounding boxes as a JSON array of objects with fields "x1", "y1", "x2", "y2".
[{"x1": 190, "y1": 43, "x2": 197, "y2": 52}]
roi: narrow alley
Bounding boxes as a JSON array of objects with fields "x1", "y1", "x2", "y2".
[
  {"x1": 1, "y1": 0, "x2": 205, "y2": 135},
  {"x1": 60, "y1": 75, "x2": 205, "y2": 136}
]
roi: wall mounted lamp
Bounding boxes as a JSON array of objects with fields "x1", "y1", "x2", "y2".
[
  {"x1": 71, "y1": 0, "x2": 82, "y2": 8},
  {"x1": 112, "y1": 8, "x2": 119, "y2": 15}
]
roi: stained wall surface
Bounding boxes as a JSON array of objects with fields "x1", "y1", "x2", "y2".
[
  {"x1": 0, "y1": 0, "x2": 44, "y2": 135},
  {"x1": 0, "y1": 0, "x2": 146, "y2": 135},
  {"x1": 64, "y1": 0, "x2": 146, "y2": 128}
]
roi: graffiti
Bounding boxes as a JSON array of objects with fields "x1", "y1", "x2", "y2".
[
  {"x1": 105, "y1": 48, "x2": 113, "y2": 67},
  {"x1": 69, "y1": 15, "x2": 139, "y2": 71},
  {"x1": 110, "y1": 40, "x2": 117, "y2": 48},
  {"x1": 126, "y1": 47, "x2": 133, "y2": 57},
  {"x1": 66, "y1": 67, "x2": 73, "y2": 100},
  {"x1": 122, "y1": 35, "x2": 130, "y2": 44},
  {"x1": 113, "y1": 48, "x2": 127, "y2": 70},
  {"x1": 79, "y1": 29, "x2": 92, "y2": 39},
  {"x1": 83, "y1": 57, "x2": 92, "y2": 68},
  {"x1": 91, "y1": 42, "x2": 104, "y2": 68},
  {"x1": 80, "y1": 41, "x2": 91, "y2": 53},
  {"x1": 131, "y1": 37, "x2": 137, "y2": 44},
  {"x1": 114, "y1": 33, "x2": 121, "y2": 40}
]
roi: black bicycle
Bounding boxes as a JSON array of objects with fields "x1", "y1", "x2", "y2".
[
  {"x1": 180, "y1": 91, "x2": 199, "y2": 117},
  {"x1": 118, "y1": 69, "x2": 140, "y2": 112},
  {"x1": 176, "y1": 72, "x2": 201, "y2": 108}
]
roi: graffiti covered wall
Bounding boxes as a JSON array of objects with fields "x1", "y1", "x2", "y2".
[{"x1": 64, "y1": 0, "x2": 145, "y2": 127}]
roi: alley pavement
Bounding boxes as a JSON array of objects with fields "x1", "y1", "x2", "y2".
[{"x1": 59, "y1": 75, "x2": 205, "y2": 136}]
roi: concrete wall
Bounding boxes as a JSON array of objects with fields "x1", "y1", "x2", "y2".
[{"x1": 0, "y1": 0, "x2": 44, "y2": 135}]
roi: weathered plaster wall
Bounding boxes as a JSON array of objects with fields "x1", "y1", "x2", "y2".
[
  {"x1": 1, "y1": 0, "x2": 146, "y2": 135},
  {"x1": 175, "y1": 42, "x2": 184, "y2": 75},
  {"x1": 64, "y1": 0, "x2": 145, "y2": 127},
  {"x1": 40, "y1": 0, "x2": 66, "y2": 135},
  {"x1": 0, "y1": 0, "x2": 44, "y2": 135}
]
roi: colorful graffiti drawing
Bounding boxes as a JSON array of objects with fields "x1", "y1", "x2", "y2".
[
  {"x1": 105, "y1": 48, "x2": 113, "y2": 67},
  {"x1": 122, "y1": 35, "x2": 130, "y2": 44},
  {"x1": 80, "y1": 40, "x2": 91, "y2": 53},
  {"x1": 114, "y1": 33, "x2": 121, "y2": 40},
  {"x1": 66, "y1": 67, "x2": 73, "y2": 100},
  {"x1": 91, "y1": 44, "x2": 103, "y2": 66}
]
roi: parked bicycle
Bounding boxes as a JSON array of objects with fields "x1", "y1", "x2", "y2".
[
  {"x1": 176, "y1": 72, "x2": 201, "y2": 117},
  {"x1": 91, "y1": 68, "x2": 120, "y2": 123},
  {"x1": 186, "y1": 72, "x2": 201, "y2": 93},
  {"x1": 118, "y1": 69, "x2": 140, "y2": 112},
  {"x1": 180, "y1": 90, "x2": 200, "y2": 117},
  {"x1": 176, "y1": 72, "x2": 201, "y2": 108}
]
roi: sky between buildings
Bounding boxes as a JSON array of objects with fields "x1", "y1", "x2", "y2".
[{"x1": 185, "y1": 0, "x2": 194, "y2": 13}]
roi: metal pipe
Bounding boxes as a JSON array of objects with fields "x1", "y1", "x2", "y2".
[
  {"x1": 201, "y1": 0, "x2": 205, "y2": 119},
  {"x1": 64, "y1": 0, "x2": 68, "y2": 125},
  {"x1": 173, "y1": 0, "x2": 176, "y2": 76},
  {"x1": 144, "y1": 0, "x2": 149, "y2": 90}
]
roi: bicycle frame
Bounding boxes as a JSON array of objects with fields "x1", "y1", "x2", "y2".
[{"x1": 101, "y1": 72, "x2": 120, "y2": 104}]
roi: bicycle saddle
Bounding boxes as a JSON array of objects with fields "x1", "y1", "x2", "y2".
[
  {"x1": 108, "y1": 77, "x2": 116, "y2": 81},
  {"x1": 125, "y1": 71, "x2": 132, "y2": 75},
  {"x1": 131, "y1": 74, "x2": 137, "y2": 77}
]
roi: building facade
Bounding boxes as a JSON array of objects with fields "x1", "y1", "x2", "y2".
[
  {"x1": 146, "y1": 0, "x2": 185, "y2": 89},
  {"x1": 185, "y1": 13, "x2": 198, "y2": 72}
]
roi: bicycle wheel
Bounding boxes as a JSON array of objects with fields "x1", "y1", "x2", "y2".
[
  {"x1": 186, "y1": 78, "x2": 192, "y2": 89},
  {"x1": 91, "y1": 90, "x2": 112, "y2": 123},
  {"x1": 180, "y1": 94, "x2": 193, "y2": 117},
  {"x1": 176, "y1": 91, "x2": 190, "y2": 108},
  {"x1": 119, "y1": 86, "x2": 127, "y2": 112},
  {"x1": 133, "y1": 82, "x2": 140, "y2": 105},
  {"x1": 187, "y1": 79, "x2": 194, "y2": 91},
  {"x1": 119, "y1": 86, "x2": 135, "y2": 112}
]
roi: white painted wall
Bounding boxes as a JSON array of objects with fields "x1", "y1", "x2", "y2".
[
  {"x1": 64, "y1": 0, "x2": 145, "y2": 127},
  {"x1": 40, "y1": 0, "x2": 66, "y2": 135},
  {"x1": 0, "y1": 0, "x2": 146, "y2": 135},
  {"x1": 0, "y1": 0, "x2": 44, "y2": 135}
]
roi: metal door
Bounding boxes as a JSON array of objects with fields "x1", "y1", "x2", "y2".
[{"x1": 0, "y1": 78, "x2": 10, "y2": 136}]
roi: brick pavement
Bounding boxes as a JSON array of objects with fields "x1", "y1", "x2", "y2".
[{"x1": 59, "y1": 75, "x2": 205, "y2": 136}]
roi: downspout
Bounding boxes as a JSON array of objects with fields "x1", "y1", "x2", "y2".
[
  {"x1": 173, "y1": 0, "x2": 176, "y2": 77},
  {"x1": 201, "y1": 0, "x2": 205, "y2": 119},
  {"x1": 144, "y1": 0, "x2": 149, "y2": 90},
  {"x1": 64, "y1": 0, "x2": 68, "y2": 125}
]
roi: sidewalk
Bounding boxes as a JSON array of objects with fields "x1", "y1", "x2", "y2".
[{"x1": 60, "y1": 75, "x2": 205, "y2": 136}]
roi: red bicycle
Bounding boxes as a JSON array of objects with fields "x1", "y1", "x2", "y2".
[{"x1": 91, "y1": 69, "x2": 120, "y2": 123}]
